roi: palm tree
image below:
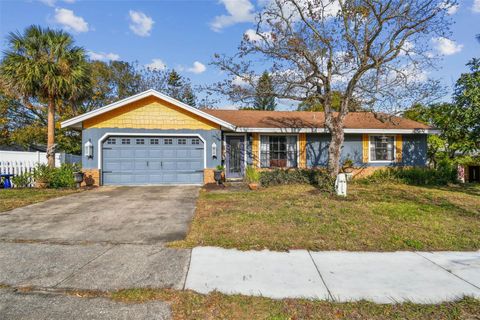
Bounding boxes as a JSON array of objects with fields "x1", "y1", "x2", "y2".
[{"x1": 0, "y1": 25, "x2": 90, "y2": 167}]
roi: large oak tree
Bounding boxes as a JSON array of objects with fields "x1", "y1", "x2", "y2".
[{"x1": 210, "y1": 0, "x2": 452, "y2": 176}]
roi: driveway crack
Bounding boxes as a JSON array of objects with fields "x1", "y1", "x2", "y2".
[{"x1": 52, "y1": 245, "x2": 115, "y2": 289}]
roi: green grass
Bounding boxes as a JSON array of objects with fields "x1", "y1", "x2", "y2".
[
  {"x1": 0, "y1": 188, "x2": 80, "y2": 212},
  {"x1": 110, "y1": 288, "x2": 480, "y2": 320},
  {"x1": 171, "y1": 182, "x2": 480, "y2": 251}
]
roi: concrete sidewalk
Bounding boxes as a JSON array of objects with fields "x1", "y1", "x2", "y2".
[{"x1": 185, "y1": 247, "x2": 480, "y2": 304}]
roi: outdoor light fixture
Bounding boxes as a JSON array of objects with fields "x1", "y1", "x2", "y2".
[
  {"x1": 84, "y1": 139, "x2": 93, "y2": 159},
  {"x1": 212, "y1": 142, "x2": 217, "y2": 159}
]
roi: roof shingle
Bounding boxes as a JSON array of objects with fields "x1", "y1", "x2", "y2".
[{"x1": 203, "y1": 110, "x2": 431, "y2": 130}]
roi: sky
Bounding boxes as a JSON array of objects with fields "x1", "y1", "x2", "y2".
[{"x1": 0, "y1": 0, "x2": 479, "y2": 110}]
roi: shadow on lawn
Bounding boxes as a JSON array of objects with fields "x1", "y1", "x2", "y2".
[{"x1": 351, "y1": 182, "x2": 480, "y2": 218}]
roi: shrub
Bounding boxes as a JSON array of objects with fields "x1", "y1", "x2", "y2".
[
  {"x1": 244, "y1": 166, "x2": 260, "y2": 183},
  {"x1": 32, "y1": 163, "x2": 80, "y2": 188},
  {"x1": 364, "y1": 166, "x2": 457, "y2": 186},
  {"x1": 50, "y1": 163, "x2": 80, "y2": 188},
  {"x1": 12, "y1": 172, "x2": 33, "y2": 188},
  {"x1": 33, "y1": 163, "x2": 54, "y2": 184},
  {"x1": 259, "y1": 168, "x2": 335, "y2": 192}
]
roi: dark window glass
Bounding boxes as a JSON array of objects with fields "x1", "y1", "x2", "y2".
[
  {"x1": 370, "y1": 136, "x2": 394, "y2": 161},
  {"x1": 106, "y1": 138, "x2": 116, "y2": 145},
  {"x1": 178, "y1": 138, "x2": 187, "y2": 145},
  {"x1": 136, "y1": 138, "x2": 145, "y2": 145},
  {"x1": 164, "y1": 138, "x2": 173, "y2": 145},
  {"x1": 121, "y1": 138, "x2": 130, "y2": 145},
  {"x1": 150, "y1": 138, "x2": 159, "y2": 145}
]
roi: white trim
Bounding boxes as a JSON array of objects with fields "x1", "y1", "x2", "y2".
[
  {"x1": 235, "y1": 127, "x2": 439, "y2": 134},
  {"x1": 258, "y1": 133, "x2": 300, "y2": 169},
  {"x1": 224, "y1": 133, "x2": 247, "y2": 178},
  {"x1": 97, "y1": 133, "x2": 207, "y2": 185},
  {"x1": 61, "y1": 89, "x2": 236, "y2": 130},
  {"x1": 368, "y1": 134, "x2": 396, "y2": 163}
]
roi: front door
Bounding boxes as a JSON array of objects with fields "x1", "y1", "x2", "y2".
[
  {"x1": 225, "y1": 136, "x2": 245, "y2": 179},
  {"x1": 469, "y1": 166, "x2": 480, "y2": 183}
]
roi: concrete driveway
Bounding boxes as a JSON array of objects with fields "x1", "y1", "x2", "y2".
[
  {"x1": 0, "y1": 186, "x2": 198, "y2": 319},
  {"x1": 0, "y1": 186, "x2": 199, "y2": 244}
]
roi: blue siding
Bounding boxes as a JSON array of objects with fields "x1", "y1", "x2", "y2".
[
  {"x1": 82, "y1": 127, "x2": 222, "y2": 170},
  {"x1": 306, "y1": 133, "x2": 427, "y2": 167}
]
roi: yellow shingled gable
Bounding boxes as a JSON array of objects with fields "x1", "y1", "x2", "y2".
[{"x1": 83, "y1": 96, "x2": 220, "y2": 130}]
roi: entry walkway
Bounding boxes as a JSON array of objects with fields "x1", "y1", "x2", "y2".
[{"x1": 185, "y1": 247, "x2": 480, "y2": 304}]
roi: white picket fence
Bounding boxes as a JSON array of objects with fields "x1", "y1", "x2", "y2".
[{"x1": 0, "y1": 151, "x2": 81, "y2": 188}]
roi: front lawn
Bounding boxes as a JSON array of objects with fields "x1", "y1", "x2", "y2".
[
  {"x1": 0, "y1": 188, "x2": 80, "y2": 213},
  {"x1": 171, "y1": 182, "x2": 480, "y2": 251},
  {"x1": 111, "y1": 289, "x2": 480, "y2": 320}
]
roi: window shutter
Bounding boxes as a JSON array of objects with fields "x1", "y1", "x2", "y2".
[
  {"x1": 395, "y1": 134, "x2": 403, "y2": 162},
  {"x1": 362, "y1": 134, "x2": 369, "y2": 163},
  {"x1": 252, "y1": 133, "x2": 260, "y2": 167}
]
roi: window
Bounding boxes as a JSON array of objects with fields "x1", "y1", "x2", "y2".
[
  {"x1": 260, "y1": 135, "x2": 297, "y2": 168},
  {"x1": 136, "y1": 138, "x2": 145, "y2": 145},
  {"x1": 370, "y1": 135, "x2": 395, "y2": 161},
  {"x1": 191, "y1": 138, "x2": 200, "y2": 145},
  {"x1": 178, "y1": 138, "x2": 187, "y2": 145},
  {"x1": 106, "y1": 138, "x2": 116, "y2": 145},
  {"x1": 164, "y1": 138, "x2": 173, "y2": 145},
  {"x1": 121, "y1": 138, "x2": 130, "y2": 145},
  {"x1": 150, "y1": 138, "x2": 159, "y2": 145}
]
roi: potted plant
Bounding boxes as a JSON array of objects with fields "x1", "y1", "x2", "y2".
[
  {"x1": 73, "y1": 171, "x2": 84, "y2": 188},
  {"x1": 33, "y1": 164, "x2": 53, "y2": 188},
  {"x1": 214, "y1": 165, "x2": 224, "y2": 184},
  {"x1": 245, "y1": 165, "x2": 260, "y2": 190}
]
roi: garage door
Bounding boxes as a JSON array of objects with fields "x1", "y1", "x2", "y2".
[{"x1": 102, "y1": 136, "x2": 204, "y2": 185}]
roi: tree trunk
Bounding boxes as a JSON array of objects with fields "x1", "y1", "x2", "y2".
[
  {"x1": 47, "y1": 97, "x2": 56, "y2": 168},
  {"x1": 326, "y1": 122, "x2": 345, "y2": 177}
]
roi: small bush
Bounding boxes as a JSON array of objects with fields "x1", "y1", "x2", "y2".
[
  {"x1": 32, "y1": 163, "x2": 80, "y2": 188},
  {"x1": 33, "y1": 163, "x2": 55, "y2": 184},
  {"x1": 364, "y1": 166, "x2": 457, "y2": 186},
  {"x1": 259, "y1": 168, "x2": 335, "y2": 192},
  {"x1": 244, "y1": 166, "x2": 260, "y2": 183},
  {"x1": 12, "y1": 172, "x2": 33, "y2": 188},
  {"x1": 50, "y1": 163, "x2": 80, "y2": 188}
]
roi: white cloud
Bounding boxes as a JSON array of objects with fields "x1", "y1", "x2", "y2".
[
  {"x1": 129, "y1": 10, "x2": 154, "y2": 37},
  {"x1": 146, "y1": 58, "x2": 167, "y2": 70},
  {"x1": 244, "y1": 28, "x2": 273, "y2": 43},
  {"x1": 440, "y1": 1, "x2": 459, "y2": 14},
  {"x1": 473, "y1": 0, "x2": 480, "y2": 12},
  {"x1": 187, "y1": 61, "x2": 207, "y2": 74},
  {"x1": 54, "y1": 8, "x2": 89, "y2": 33},
  {"x1": 40, "y1": 0, "x2": 76, "y2": 6},
  {"x1": 87, "y1": 51, "x2": 120, "y2": 61},
  {"x1": 432, "y1": 37, "x2": 463, "y2": 55},
  {"x1": 211, "y1": 0, "x2": 255, "y2": 32}
]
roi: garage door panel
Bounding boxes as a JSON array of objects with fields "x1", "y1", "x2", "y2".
[
  {"x1": 102, "y1": 136, "x2": 204, "y2": 185},
  {"x1": 135, "y1": 149, "x2": 148, "y2": 157}
]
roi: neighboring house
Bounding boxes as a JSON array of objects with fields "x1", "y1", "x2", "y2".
[{"x1": 61, "y1": 89, "x2": 438, "y2": 186}]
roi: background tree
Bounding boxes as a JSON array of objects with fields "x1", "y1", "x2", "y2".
[
  {"x1": 297, "y1": 91, "x2": 361, "y2": 111},
  {"x1": 210, "y1": 0, "x2": 451, "y2": 176},
  {"x1": 404, "y1": 59, "x2": 480, "y2": 167},
  {"x1": 0, "y1": 47, "x2": 199, "y2": 154},
  {"x1": 0, "y1": 26, "x2": 90, "y2": 167},
  {"x1": 166, "y1": 69, "x2": 197, "y2": 105},
  {"x1": 253, "y1": 71, "x2": 276, "y2": 110}
]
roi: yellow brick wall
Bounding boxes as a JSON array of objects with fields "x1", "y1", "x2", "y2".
[
  {"x1": 84, "y1": 96, "x2": 219, "y2": 130},
  {"x1": 299, "y1": 133, "x2": 307, "y2": 168},
  {"x1": 252, "y1": 133, "x2": 259, "y2": 167},
  {"x1": 81, "y1": 169, "x2": 101, "y2": 187}
]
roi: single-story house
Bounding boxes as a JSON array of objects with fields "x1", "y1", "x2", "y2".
[{"x1": 61, "y1": 89, "x2": 438, "y2": 186}]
